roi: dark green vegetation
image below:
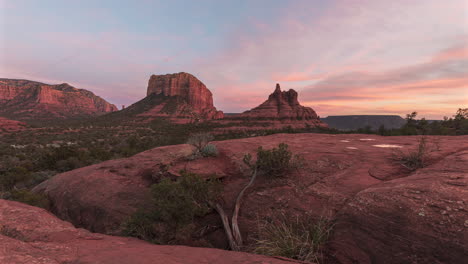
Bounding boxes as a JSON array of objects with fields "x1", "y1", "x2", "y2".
[
  {"x1": 1, "y1": 108, "x2": 465, "y2": 208},
  {"x1": 255, "y1": 215, "x2": 333, "y2": 263},
  {"x1": 122, "y1": 172, "x2": 222, "y2": 244},
  {"x1": 121, "y1": 142, "x2": 329, "y2": 263},
  {"x1": 246, "y1": 143, "x2": 303, "y2": 178},
  {"x1": 0, "y1": 115, "x2": 330, "y2": 208},
  {"x1": 375, "y1": 108, "x2": 468, "y2": 136},
  {"x1": 317, "y1": 109, "x2": 468, "y2": 136}
]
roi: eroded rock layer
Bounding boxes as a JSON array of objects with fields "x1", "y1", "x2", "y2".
[
  {"x1": 0, "y1": 79, "x2": 117, "y2": 120},
  {"x1": 0, "y1": 117, "x2": 26, "y2": 132}
]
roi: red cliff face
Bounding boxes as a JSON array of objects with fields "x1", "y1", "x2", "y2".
[
  {"x1": 144, "y1": 72, "x2": 223, "y2": 120},
  {"x1": 238, "y1": 84, "x2": 323, "y2": 124},
  {"x1": 0, "y1": 79, "x2": 117, "y2": 120}
]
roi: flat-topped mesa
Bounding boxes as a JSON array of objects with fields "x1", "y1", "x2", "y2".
[
  {"x1": 144, "y1": 72, "x2": 224, "y2": 120},
  {"x1": 240, "y1": 83, "x2": 320, "y2": 121},
  {"x1": 0, "y1": 79, "x2": 117, "y2": 120}
]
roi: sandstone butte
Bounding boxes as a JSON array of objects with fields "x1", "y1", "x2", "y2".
[
  {"x1": 0, "y1": 79, "x2": 117, "y2": 120},
  {"x1": 218, "y1": 83, "x2": 326, "y2": 130},
  {"x1": 135, "y1": 72, "x2": 223, "y2": 122},
  {"x1": 240, "y1": 84, "x2": 319, "y2": 120},
  {"x1": 0, "y1": 200, "x2": 296, "y2": 264},
  {"x1": 33, "y1": 133, "x2": 468, "y2": 264}
]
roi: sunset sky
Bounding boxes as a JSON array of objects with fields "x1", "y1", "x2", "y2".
[{"x1": 1, "y1": 0, "x2": 467, "y2": 119}]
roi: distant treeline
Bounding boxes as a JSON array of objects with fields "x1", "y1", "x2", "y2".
[{"x1": 351, "y1": 108, "x2": 468, "y2": 136}]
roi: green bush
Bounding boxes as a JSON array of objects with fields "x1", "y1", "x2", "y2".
[
  {"x1": 250, "y1": 143, "x2": 301, "y2": 177},
  {"x1": 255, "y1": 215, "x2": 333, "y2": 263},
  {"x1": 10, "y1": 189, "x2": 50, "y2": 209},
  {"x1": 187, "y1": 132, "x2": 214, "y2": 153},
  {"x1": 121, "y1": 209, "x2": 160, "y2": 243},
  {"x1": 201, "y1": 143, "x2": 219, "y2": 157},
  {"x1": 122, "y1": 172, "x2": 222, "y2": 244},
  {"x1": 0, "y1": 167, "x2": 31, "y2": 190}
]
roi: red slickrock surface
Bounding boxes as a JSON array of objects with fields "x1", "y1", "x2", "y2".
[{"x1": 34, "y1": 134, "x2": 468, "y2": 263}]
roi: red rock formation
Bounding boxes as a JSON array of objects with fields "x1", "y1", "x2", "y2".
[
  {"x1": 34, "y1": 133, "x2": 468, "y2": 263},
  {"x1": 218, "y1": 83, "x2": 326, "y2": 129},
  {"x1": 0, "y1": 79, "x2": 117, "y2": 120},
  {"x1": 240, "y1": 84, "x2": 320, "y2": 121},
  {"x1": 0, "y1": 117, "x2": 26, "y2": 132},
  {"x1": 0, "y1": 199, "x2": 295, "y2": 264},
  {"x1": 144, "y1": 72, "x2": 223, "y2": 120}
]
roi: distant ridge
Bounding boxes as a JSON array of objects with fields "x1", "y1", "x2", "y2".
[
  {"x1": 321, "y1": 115, "x2": 406, "y2": 130},
  {"x1": 0, "y1": 78, "x2": 117, "y2": 120}
]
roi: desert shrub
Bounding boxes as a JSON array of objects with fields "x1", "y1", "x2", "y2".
[
  {"x1": 255, "y1": 214, "x2": 333, "y2": 263},
  {"x1": 122, "y1": 172, "x2": 222, "y2": 244},
  {"x1": 0, "y1": 226, "x2": 25, "y2": 241},
  {"x1": 121, "y1": 209, "x2": 160, "y2": 243},
  {"x1": 393, "y1": 137, "x2": 429, "y2": 171},
  {"x1": 151, "y1": 172, "x2": 222, "y2": 227},
  {"x1": 0, "y1": 167, "x2": 31, "y2": 190},
  {"x1": 187, "y1": 132, "x2": 214, "y2": 153},
  {"x1": 201, "y1": 143, "x2": 219, "y2": 157},
  {"x1": 10, "y1": 189, "x2": 50, "y2": 209},
  {"x1": 245, "y1": 143, "x2": 302, "y2": 177}
]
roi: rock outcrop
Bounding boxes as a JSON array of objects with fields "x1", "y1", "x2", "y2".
[
  {"x1": 0, "y1": 200, "x2": 295, "y2": 264},
  {"x1": 0, "y1": 79, "x2": 117, "y2": 120},
  {"x1": 330, "y1": 150, "x2": 468, "y2": 264},
  {"x1": 0, "y1": 117, "x2": 26, "y2": 132},
  {"x1": 140, "y1": 72, "x2": 223, "y2": 121},
  {"x1": 34, "y1": 133, "x2": 468, "y2": 263},
  {"x1": 220, "y1": 84, "x2": 325, "y2": 129},
  {"x1": 240, "y1": 84, "x2": 320, "y2": 120}
]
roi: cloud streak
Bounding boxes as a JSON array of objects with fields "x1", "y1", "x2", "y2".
[{"x1": 0, "y1": 0, "x2": 466, "y2": 119}]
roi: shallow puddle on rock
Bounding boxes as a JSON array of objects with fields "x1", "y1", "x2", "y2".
[
  {"x1": 346, "y1": 147, "x2": 358, "y2": 150},
  {"x1": 340, "y1": 140, "x2": 350, "y2": 142},
  {"x1": 373, "y1": 144, "x2": 403, "y2": 148},
  {"x1": 360, "y1": 138, "x2": 376, "y2": 141}
]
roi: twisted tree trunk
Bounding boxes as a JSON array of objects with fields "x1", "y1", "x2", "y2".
[{"x1": 213, "y1": 168, "x2": 258, "y2": 251}]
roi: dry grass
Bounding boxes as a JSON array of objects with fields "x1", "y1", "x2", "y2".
[
  {"x1": 393, "y1": 137, "x2": 430, "y2": 171},
  {"x1": 254, "y1": 214, "x2": 333, "y2": 263}
]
